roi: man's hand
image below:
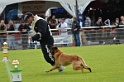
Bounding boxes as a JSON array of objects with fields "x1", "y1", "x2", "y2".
[
  {"x1": 58, "y1": 28, "x2": 62, "y2": 30},
  {"x1": 22, "y1": 29, "x2": 27, "y2": 32},
  {"x1": 74, "y1": 28, "x2": 77, "y2": 31},
  {"x1": 29, "y1": 37, "x2": 32, "y2": 40}
]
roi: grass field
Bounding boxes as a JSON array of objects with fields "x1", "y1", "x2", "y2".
[{"x1": 0, "y1": 45, "x2": 124, "y2": 82}]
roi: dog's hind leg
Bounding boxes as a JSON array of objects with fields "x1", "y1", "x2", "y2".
[
  {"x1": 80, "y1": 58, "x2": 92, "y2": 72},
  {"x1": 72, "y1": 61, "x2": 84, "y2": 73},
  {"x1": 80, "y1": 64, "x2": 92, "y2": 72}
]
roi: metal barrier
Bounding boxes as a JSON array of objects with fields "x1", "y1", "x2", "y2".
[
  {"x1": 51, "y1": 29, "x2": 73, "y2": 47},
  {"x1": 0, "y1": 25, "x2": 124, "y2": 50},
  {"x1": 0, "y1": 33, "x2": 30, "y2": 50},
  {"x1": 80, "y1": 27, "x2": 124, "y2": 45}
]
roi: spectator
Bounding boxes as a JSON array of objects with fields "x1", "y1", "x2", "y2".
[
  {"x1": 84, "y1": 14, "x2": 91, "y2": 27},
  {"x1": 120, "y1": 15, "x2": 124, "y2": 25},
  {"x1": 91, "y1": 16, "x2": 96, "y2": 26},
  {"x1": 18, "y1": 21, "x2": 30, "y2": 49},
  {"x1": 110, "y1": 18, "x2": 120, "y2": 44},
  {"x1": 0, "y1": 20, "x2": 7, "y2": 49},
  {"x1": 104, "y1": 19, "x2": 111, "y2": 26},
  {"x1": 71, "y1": 17, "x2": 81, "y2": 46},
  {"x1": 95, "y1": 17, "x2": 104, "y2": 26},
  {"x1": 57, "y1": 18, "x2": 68, "y2": 36},
  {"x1": 7, "y1": 20, "x2": 16, "y2": 50},
  {"x1": 65, "y1": 18, "x2": 72, "y2": 28},
  {"x1": 110, "y1": 18, "x2": 119, "y2": 38},
  {"x1": 48, "y1": 15, "x2": 57, "y2": 29},
  {"x1": 114, "y1": 18, "x2": 120, "y2": 28}
]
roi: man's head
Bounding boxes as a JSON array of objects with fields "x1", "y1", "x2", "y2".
[
  {"x1": 0, "y1": 20, "x2": 5, "y2": 25},
  {"x1": 23, "y1": 12, "x2": 34, "y2": 24},
  {"x1": 60, "y1": 18, "x2": 65, "y2": 23},
  {"x1": 98, "y1": 17, "x2": 102, "y2": 22},
  {"x1": 120, "y1": 16, "x2": 124, "y2": 21},
  {"x1": 52, "y1": 15, "x2": 56, "y2": 19},
  {"x1": 72, "y1": 17, "x2": 77, "y2": 22}
]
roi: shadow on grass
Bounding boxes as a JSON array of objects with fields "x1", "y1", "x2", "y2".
[{"x1": 38, "y1": 71, "x2": 92, "y2": 76}]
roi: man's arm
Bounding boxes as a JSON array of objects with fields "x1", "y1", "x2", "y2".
[{"x1": 32, "y1": 19, "x2": 47, "y2": 41}]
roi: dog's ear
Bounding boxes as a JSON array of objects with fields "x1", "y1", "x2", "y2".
[
  {"x1": 50, "y1": 46, "x2": 58, "y2": 55},
  {"x1": 54, "y1": 47, "x2": 58, "y2": 50},
  {"x1": 50, "y1": 46, "x2": 58, "y2": 51}
]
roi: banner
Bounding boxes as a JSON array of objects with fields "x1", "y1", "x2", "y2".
[
  {"x1": 21, "y1": 1, "x2": 45, "y2": 14},
  {"x1": 53, "y1": 35, "x2": 73, "y2": 45}
]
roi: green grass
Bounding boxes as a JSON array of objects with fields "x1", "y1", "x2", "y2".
[{"x1": 0, "y1": 45, "x2": 124, "y2": 82}]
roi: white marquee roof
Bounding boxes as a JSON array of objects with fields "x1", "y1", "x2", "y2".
[{"x1": 0, "y1": 0, "x2": 93, "y2": 15}]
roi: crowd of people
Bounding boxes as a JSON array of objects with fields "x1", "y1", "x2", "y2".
[
  {"x1": 0, "y1": 20, "x2": 31, "y2": 50},
  {"x1": 47, "y1": 15, "x2": 81, "y2": 46},
  {"x1": 46, "y1": 14, "x2": 124, "y2": 44},
  {"x1": 47, "y1": 14, "x2": 124, "y2": 30},
  {"x1": 1, "y1": 14, "x2": 124, "y2": 50}
]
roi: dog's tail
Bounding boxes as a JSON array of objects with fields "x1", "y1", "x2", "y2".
[{"x1": 79, "y1": 57, "x2": 92, "y2": 72}]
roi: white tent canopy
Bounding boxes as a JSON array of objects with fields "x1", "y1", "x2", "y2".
[
  {"x1": 58, "y1": 0, "x2": 93, "y2": 5},
  {"x1": 0, "y1": 0, "x2": 93, "y2": 17},
  {"x1": 60, "y1": 0, "x2": 93, "y2": 17}
]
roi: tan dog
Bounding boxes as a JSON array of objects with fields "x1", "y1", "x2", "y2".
[{"x1": 45, "y1": 47, "x2": 91, "y2": 73}]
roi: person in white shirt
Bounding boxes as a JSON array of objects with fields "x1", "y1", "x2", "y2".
[
  {"x1": 65, "y1": 18, "x2": 72, "y2": 28},
  {"x1": 57, "y1": 18, "x2": 68, "y2": 36},
  {"x1": 84, "y1": 15, "x2": 91, "y2": 27}
]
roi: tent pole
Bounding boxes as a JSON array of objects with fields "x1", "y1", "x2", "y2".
[{"x1": 75, "y1": 0, "x2": 78, "y2": 18}]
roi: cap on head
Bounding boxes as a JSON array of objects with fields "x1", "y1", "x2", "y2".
[
  {"x1": 61, "y1": 18, "x2": 65, "y2": 20},
  {"x1": 23, "y1": 12, "x2": 34, "y2": 21}
]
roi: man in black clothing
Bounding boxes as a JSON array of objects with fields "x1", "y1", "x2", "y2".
[
  {"x1": 72, "y1": 17, "x2": 81, "y2": 46},
  {"x1": 23, "y1": 12, "x2": 55, "y2": 66},
  {"x1": 95, "y1": 17, "x2": 104, "y2": 26}
]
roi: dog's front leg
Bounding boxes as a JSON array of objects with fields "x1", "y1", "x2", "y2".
[{"x1": 45, "y1": 65, "x2": 59, "y2": 73}]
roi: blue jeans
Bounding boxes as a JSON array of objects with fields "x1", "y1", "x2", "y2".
[
  {"x1": 9, "y1": 35, "x2": 16, "y2": 49},
  {"x1": 73, "y1": 33, "x2": 80, "y2": 46},
  {"x1": 0, "y1": 35, "x2": 6, "y2": 46}
]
